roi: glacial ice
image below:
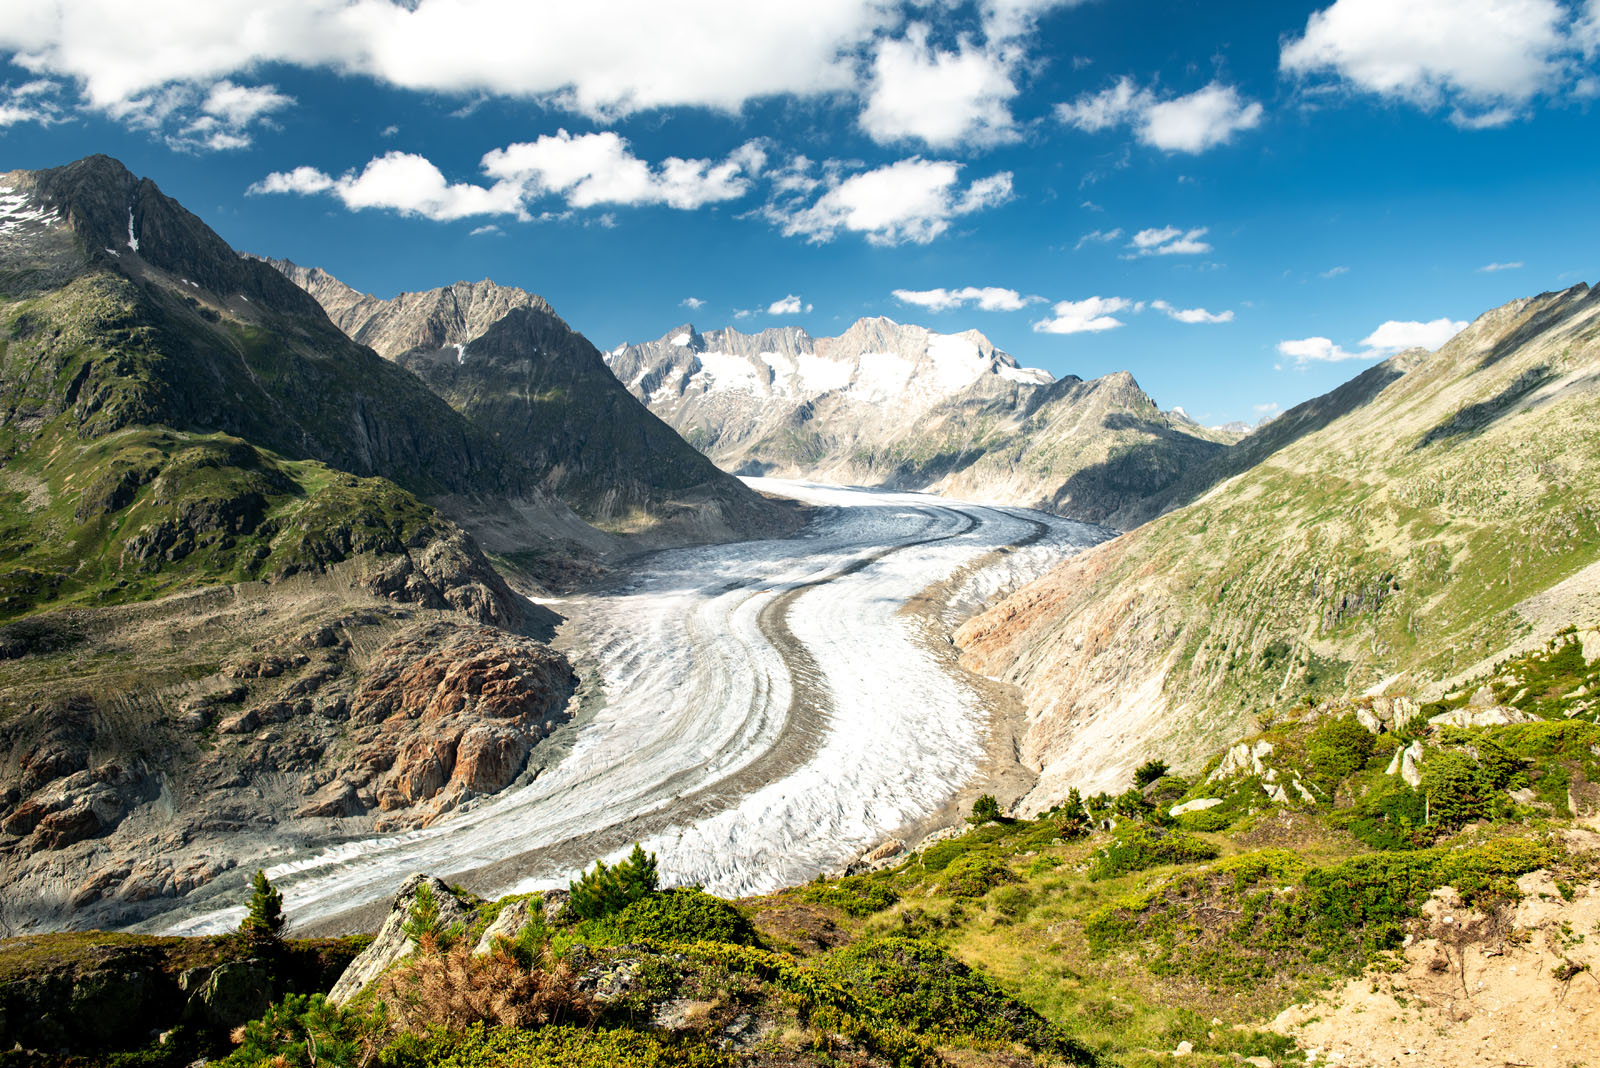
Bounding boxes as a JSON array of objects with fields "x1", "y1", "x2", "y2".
[{"x1": 161, "y1": 481, "x2": 1103, "y2": 934}]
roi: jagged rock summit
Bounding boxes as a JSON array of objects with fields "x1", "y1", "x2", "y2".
[
  {"x1": 268, "y1": 259, "x2": 795, "y2": 548},
  {"x1": 611, "y1": 319, "x2": 1232, "y2": 526}
]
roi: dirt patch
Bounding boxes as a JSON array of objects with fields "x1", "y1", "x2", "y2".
[
  {"x1": 1272, "y1": 869, "x2": 1600, "y2": 1067},
  {"x1": 744, "y1": 901, "x2": 852, "y2": 957}
]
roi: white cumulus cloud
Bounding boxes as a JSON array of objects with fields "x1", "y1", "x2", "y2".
[
  {"x1": 1277, "y1": 316, "x2": 1468, "y2": 364},
  {"x1": 892, "y1": 286, "x2": 1035, "y2": 312},
  {"x1": 765, "y1": 157, "x2": 1013, "y2": 246},
  {"x1": 768, "y1": 294, "x2": 813, "y2": 315},
  {"x1": 859, "y1": 25, "x2": 1020, "y2": 148},
  {"x1": 1281, "y1": 0, "x2": 1592, "y2": 126},
  {"x1": 482, "y1": 131, "x2": 762, "y2": 210},
  {"x1": 251, "y1": 134, "x2": 765, "y2": 221},
  {"x1": 1361, "y1": 318, "x2": 1469, "y2": 353},
  {"x1": 1129, "y1": 226, "x2": 1212, "y2": 256},
  {"x1": 1058, "y1": 77, "x2": 1263, "y2": 152},
  {"x1": 1032, "y1": 295, "x2": 1137, "y2": 334},
  {"x1": 0, "y1": 0, "x2": 895, "y2": 119},
  {"x1": 681, "y1": 296, "x2": 706, "y2": 310},
  {"x1": 1151, "y1": 300, "x2": 1233, "y2": 324}
]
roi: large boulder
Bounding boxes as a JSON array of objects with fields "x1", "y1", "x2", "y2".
[
  {"x1": 182, "y1": 959, "x2": 274, "y2": 1031},
  {"x1": 326, "y1": 874, "x2": 474, "y2": 1006}
]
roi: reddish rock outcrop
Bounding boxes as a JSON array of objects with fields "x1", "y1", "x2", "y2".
[{"x1": 331, "y1": 621, "x2": 575, "y2": 827}]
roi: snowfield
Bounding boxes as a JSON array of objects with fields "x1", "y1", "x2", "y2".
[{"x1": 162, "y1": 480, "x2": 1108, "y2": 934}]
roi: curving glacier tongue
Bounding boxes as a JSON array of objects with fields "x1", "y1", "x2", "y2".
[{"x1": 161, "y1": 480, "x2": 1107, "y2": 934}]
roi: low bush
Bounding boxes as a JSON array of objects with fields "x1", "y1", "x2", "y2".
[
  {"x1": 597, "y1": 888, "x2": 760, "y2": 947},
  {"x1": 808, "y1": 938, "x2": 1095, "y2": 1064},
  {"x1": 375, "y1": 941, "x2": 596, "y2": 1035},
  {"x1": 1085, "y1": 836, "x2": 1555, "y2": 985},
  {"x1": 1306, "y1": 715, "x2": 1376, "y2": 787},
  {"x1": 795, "y1": 874, "x2": 900, "y2": 916},
  {"x1": 1087, "y1": 824, "x2": 1219, "y2": 881},
  {"x1": 220, "y1": 993, "x2": 386, "y2": 1068},
  {"x1": 938, "y1": 852, "x2": 1018, "y2": 898},
  {"x1": 380, "y1": 1023, "x2": 732, "y2": 1068}
]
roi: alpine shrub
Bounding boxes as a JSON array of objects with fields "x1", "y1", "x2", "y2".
[{"x1": 569, "y1": 844, "x2": 659, "y2": 921}]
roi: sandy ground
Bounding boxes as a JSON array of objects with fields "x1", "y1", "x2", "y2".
[{"x1": 1274, "y1": 830, "x2": 1600, "y2": 1067}]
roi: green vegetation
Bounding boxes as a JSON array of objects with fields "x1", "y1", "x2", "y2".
[
  {"x1": 1085, "y1": 824, "x2": 1219, "y2": 881},
  {"x1": 568, "y1": 844, "x2": 659, "y2": 921},
  {"x1": 1132, "y1": 760, "x2": 1169, "y2": 788},
  {"x1": 239, "y1": 870, "x2": 285, "y2": 951},
  {"x1": 967, "y1": 792, "x2": 1004, "y2": 825},
  {"x1": 16, "y1": 673, "x2": 1600, "y2": 1068}
]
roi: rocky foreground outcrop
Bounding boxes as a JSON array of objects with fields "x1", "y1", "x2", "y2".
[{"x1": 1274, "y1": 866, "x2": 1600, "y2": 1066}]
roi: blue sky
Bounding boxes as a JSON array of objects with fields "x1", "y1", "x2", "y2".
[{"x1": 3, "y1": 0, "x2": 1598, "y2": 425}]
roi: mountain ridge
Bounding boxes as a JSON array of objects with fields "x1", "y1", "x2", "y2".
[
  {"x1": 955, "y1": 280, "x2": 1600, "y2": 805},
  {"x1": 268, "y1": 258, "x2": 796, "y2": 547},
  {"x1": 611, "y1": 318, "x2": 1232, "y2": 526}
]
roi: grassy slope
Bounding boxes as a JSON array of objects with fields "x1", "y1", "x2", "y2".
[
  {"x1": 0, "y1": 168, "x2": 523, "y2": 623},
  {"x1": 956, "y1": 283, "x2": 1600, "y2": 796}
]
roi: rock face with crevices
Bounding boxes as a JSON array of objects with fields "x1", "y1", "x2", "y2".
[
  {"x1": 327, "y1": 873, "x2": 475, "y2": 1006},
  {"x1": 334, "y1": 621, "x2": 577, "y2": 828}
]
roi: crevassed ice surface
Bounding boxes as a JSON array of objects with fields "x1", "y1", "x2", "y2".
[{"x1": 163, "y1": 480, "x2": 1108, "y2": 934}]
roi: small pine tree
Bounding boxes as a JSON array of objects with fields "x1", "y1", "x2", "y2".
[
  {"x1": 1133, "y1": 759, "x2": 1170, "y2": 788},
  {"x1": 401, "y1": 882, "x2": 464, "y2": 950},
  {"x1": 1057, "y1": 787, "x2": 1090, "y2": 839},
  {"x1": 966, "y1": 794, "x2": 1003, "y2": 825},
  {"x1": 569, "y1": 844, "x2": 659, "y2": 920},
  {"x1": 239, "y1": 869, "x2": 284, "y2": 945}
]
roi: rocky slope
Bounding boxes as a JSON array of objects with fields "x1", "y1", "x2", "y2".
[
  {"x1": 610, "y1": 320, "x2": 1232, "y2": 526},
  {"x1": 0, "y1": 156, "x2": 585, "y2": 933},
  {"x1": 956, "y1": 282, "x2": 1600, "y2": 805},
  {"x1": 269, "y1": 261, "x2": 794, "y2": 547}
]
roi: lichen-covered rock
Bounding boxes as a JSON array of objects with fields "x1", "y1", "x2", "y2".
[
  {"x1": 327, "y1": 873, "x2": 474, "y2": 1006},
  {"x1": 472, "y1": 897, "x2": 537, "y2": 955},
  {"x1": 183, "y1": 958, "x2": 273, "y2": 1031}
]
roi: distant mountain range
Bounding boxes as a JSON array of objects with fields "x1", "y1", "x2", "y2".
[
  {"x1": 610, "y1": 320, "x2": 1238, "y2": 527},
  {"x1": 267, "y1": 262, "x2": 791, "y2": 549}
]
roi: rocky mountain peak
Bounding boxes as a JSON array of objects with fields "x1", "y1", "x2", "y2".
[{"x1": 8, "y1": 156, "x2": 324, "y2": 318}]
